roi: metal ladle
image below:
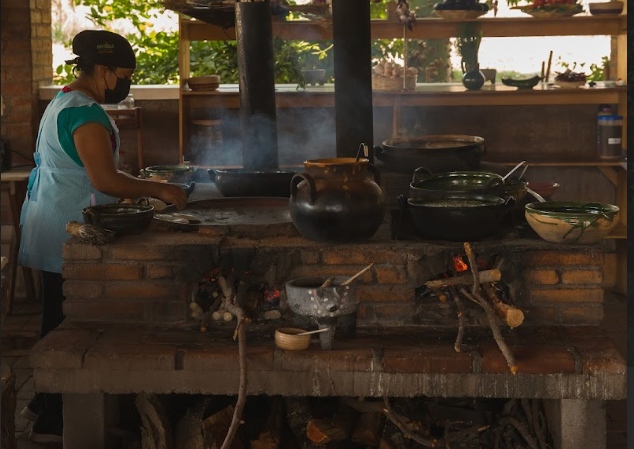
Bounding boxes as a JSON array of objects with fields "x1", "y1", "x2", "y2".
[
  {"x1": 525, "y1": 186, "x2": 546, "y2": 203},
  {"x1": 502, "y1": 160, "x2": 528, "y2": 182}
]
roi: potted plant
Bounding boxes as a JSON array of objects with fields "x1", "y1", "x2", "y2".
[
  {"x1": 456, "y1": 22, "x2": 485, "y2": 90},
  {"x1": 297, "y1": 42, "x2": 333, "y2": 87}
]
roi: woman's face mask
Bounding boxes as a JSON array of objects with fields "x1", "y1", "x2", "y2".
[{"x1": 103, "y1": 71, "x2": 131, "y2": 104}]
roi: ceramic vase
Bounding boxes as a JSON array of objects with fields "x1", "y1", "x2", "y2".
[{"x1": 462, "y1": 62, "x2": 486, "y2": 91}]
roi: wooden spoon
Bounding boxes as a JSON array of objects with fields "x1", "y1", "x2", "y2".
[
  {"x1": 341, "y1": 263, "x2": 374, "y2": 286},
  {"x1": 296, "y1": 328, "x2": 331, "y2": 336}
]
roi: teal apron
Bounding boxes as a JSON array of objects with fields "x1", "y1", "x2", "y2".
[{"x1": 19, "y1": 104, "x2": 119, "y2": 273}]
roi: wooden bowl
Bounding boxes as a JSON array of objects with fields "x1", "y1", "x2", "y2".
[
  {"x1": 274, "y1": 328, "x2": 311, "y2": 351},
  {"x1": 186, "y1": 75, "x2": 220, "y2": 91},
  {"x1": 589, "y1": 1, "x2": 623, "y2": 14}
]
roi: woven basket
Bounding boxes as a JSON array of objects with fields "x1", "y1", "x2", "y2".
[{"x1": 372, "y1": 75, "x2": 417, "y2": 91}]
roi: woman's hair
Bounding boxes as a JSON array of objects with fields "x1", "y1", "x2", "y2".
[{"x1": 64, "y1": 56, "x2": 96, "y2": 77}]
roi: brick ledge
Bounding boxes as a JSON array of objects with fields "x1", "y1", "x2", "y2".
[{"x1": 29, "y1": 323, "x2": 626, "y2": 400}]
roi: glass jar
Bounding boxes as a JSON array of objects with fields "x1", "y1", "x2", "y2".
[{"x1": 596, "y1": 115, "x2": 623, "y2": 160}]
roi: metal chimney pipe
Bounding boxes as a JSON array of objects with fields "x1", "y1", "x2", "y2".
[
  {"x1": 332, "y1": 0, "x2": 374, "y2": 159},
  {"x1": 236, "y1": 0, "x2": 279, "y2": 170}
]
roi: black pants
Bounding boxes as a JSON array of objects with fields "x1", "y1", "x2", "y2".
[
  {"x1": 40, "y1": 271, "x2": 65, "y2": 338},
  {"x1": 33, "y1": 271, "x2": 65, "y2": 420}
]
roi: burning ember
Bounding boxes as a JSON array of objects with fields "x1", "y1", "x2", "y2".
[{"x1": 453, "y1": 254, "x2": 468, "y2": 272}]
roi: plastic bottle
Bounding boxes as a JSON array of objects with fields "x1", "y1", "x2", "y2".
[
  {"x1": 596, "y1": 108, "x2": 623, "y2": 160},
  {"x1": 119, "y1": 94, "x2": 135, "y2": 109}
]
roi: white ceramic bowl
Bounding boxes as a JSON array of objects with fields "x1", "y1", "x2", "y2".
[{"x1": 525, "y1": 201, "x2": 619, "y2": 244}]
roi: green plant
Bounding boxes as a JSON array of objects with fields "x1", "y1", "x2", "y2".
[
  {"x1": 54, "y1": 0, "x2": 449, "y2": 86},
  {"x1": 295, "y1": 41, "x2": 333, "y2": 70},
  {"x1": 588, "y1": 56, "x2": 610, "y2": 81},
  {"x1": 455, "y1": 22, "x2": 483, "y2": 68}
]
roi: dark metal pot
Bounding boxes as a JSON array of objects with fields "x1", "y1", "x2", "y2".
[
  {"x1": 208, "y1": 168, "x2": 299, "y2": 197},
  {"x1": 374, "y1": 134, "x2": 485, "y2": 173},
  {"x1": 82, "y1": 204, "x2": 155, "y2": 236},
  {"x1": 409, "y1": 168, "x2": 504, "y2": 199},
  {"x1": 140, "y1": 165, "x2": 195, "y2": 184},
  {"x1": 406, "y1": 193, "x2": 514, "y2": 241}
]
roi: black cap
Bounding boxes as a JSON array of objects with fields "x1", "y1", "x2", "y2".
[{"x1": 71, "y1": 30, "x2": 136, "y2": 69}]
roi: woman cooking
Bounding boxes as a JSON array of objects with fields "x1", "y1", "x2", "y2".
[{"x1": 17, "y1": 29, "x2": 187, "y2": 443}]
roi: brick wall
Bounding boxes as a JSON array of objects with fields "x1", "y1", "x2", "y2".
[
  {"x1": 1, "y1": 0, "x2": 52, "y2": 165},
  {"x1": 60, "y1": 232, "x2": 606, "y2": 327}
]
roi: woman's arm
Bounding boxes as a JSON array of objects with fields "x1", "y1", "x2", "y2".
[{"x1": 74, "y1": 122, "x2": 187, "y2": 209}]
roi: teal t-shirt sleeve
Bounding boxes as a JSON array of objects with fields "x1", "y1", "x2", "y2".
[{"x1": 57, "y1": 103, "x2": 113, "y2": 166}]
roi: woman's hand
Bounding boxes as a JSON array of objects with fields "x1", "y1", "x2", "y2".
[{"x1": 156, "y1": 183, "x2": 188, "y2": 210}]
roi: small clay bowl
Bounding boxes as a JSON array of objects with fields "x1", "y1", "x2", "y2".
[
  {"x1": 274, "y1": 328, "x2": 311, "y2": 351},
  {"x1": 525, "y1": 181, "x2": 560, "y2": 200}
]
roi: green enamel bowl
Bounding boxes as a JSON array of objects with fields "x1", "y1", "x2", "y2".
[{"x1": 525, "y1": 201, "x2": 619, "y2": 244}]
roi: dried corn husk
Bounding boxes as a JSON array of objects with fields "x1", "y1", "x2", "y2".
[{"x1": 65, "y1": 221, "x2": 115, "y2": 245}]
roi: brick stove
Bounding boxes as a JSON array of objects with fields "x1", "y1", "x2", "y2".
[{"x1": 30, "y1": 225, "x2": 626, "y2": 449}]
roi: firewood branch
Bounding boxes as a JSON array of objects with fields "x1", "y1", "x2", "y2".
[
  {"x1": 463, "y1": 242, "x2": 481, "y2": 296},
  {"x1": 459, "y1": 288, "x2": 518, "y2": 375},
  {"x1": 462, "y1": 242, "x2": 518, "y2": 375},
  {"x1": 382, "y1": 397, "x2": 441, "y2": 447},
  {"x1": 498, "y1": 416, "x2": 540, "y2": 449},
  {"x1": 483, "y1": 283, "x2": 524, "y2": 329},
  {"x1": 448, "y1": 287, "x2": 465, "y2": 353},
  {"x1": 220, "y1": 315, "x2": 248, "y2": 449},
  {"x1": 424, "y1": 269, "x2": 501, "y2": 289}
]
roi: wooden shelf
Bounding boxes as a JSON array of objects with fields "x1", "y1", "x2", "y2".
[
  {"x1": 604, "y1": 224, "x2": 627, "y2": 239},
  {"x1": 181, "y1": 15, "x2": 627, "y2": 41},
  {"x1": 484, "y1": 154, "x2": 626, "y2": 167},
  {"x1": 181, "y1": 84, "x2": 626, "y2": 109}
]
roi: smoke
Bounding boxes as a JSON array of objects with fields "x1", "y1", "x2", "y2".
[{"x1": 187, "y1": 106, "x2": 337, "y2": 169}]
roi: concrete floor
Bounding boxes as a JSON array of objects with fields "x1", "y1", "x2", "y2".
[{"x1": 1, "y1": 289, "x2": 628, "y2": 448}]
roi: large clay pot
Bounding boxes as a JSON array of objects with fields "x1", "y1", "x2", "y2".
[{"x1": 290, "y1": 157, "x2": 386, "y2": 242}]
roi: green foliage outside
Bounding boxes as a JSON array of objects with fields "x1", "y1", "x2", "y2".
[{"x1": 54, "y1": 0, "x2": 453, "y2": 85}]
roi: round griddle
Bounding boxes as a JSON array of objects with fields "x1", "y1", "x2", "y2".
[{"x1": 158, "y1": 197, "x2": 296, "y2": 237}]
